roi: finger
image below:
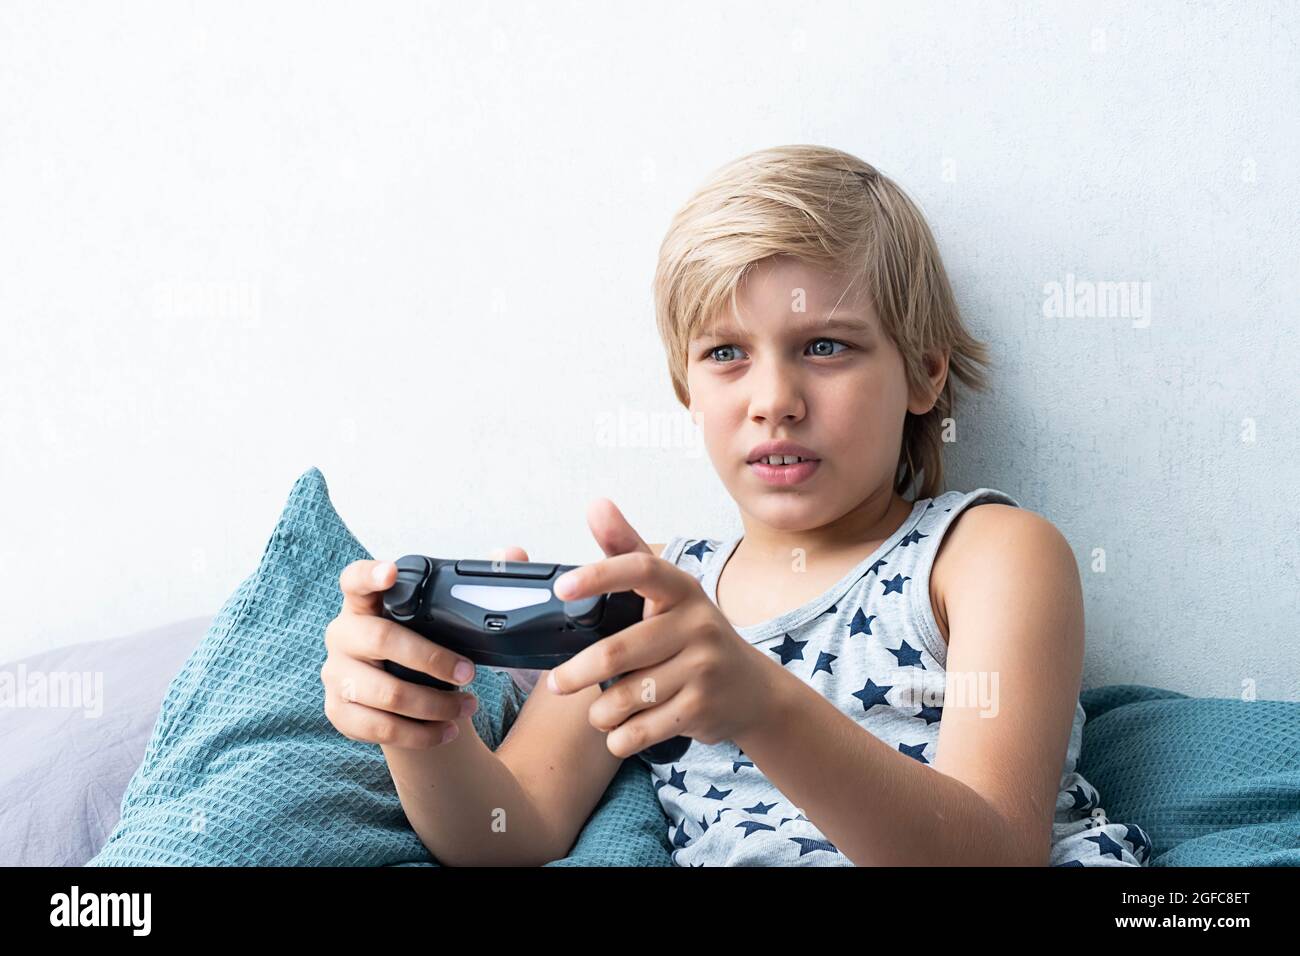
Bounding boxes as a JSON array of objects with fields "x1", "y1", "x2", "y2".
[
  {"x1": 552, "y1": 550, "x2": 689, "y2": 608},
  {"x1": 586, "y1": 498, "x2": 654, "y2": 559},
  {"x1": 583, "y1": 497, "x2": 678, "y2": 620},
  {"x1": 489, "y1": 545, "x2": 530, "y2": 563},
  {"x1": 550, "y1": 612, "x2": 689, "y2": 695},
  {"x1": 334, "y1": 612, "x2": 477, "y2": 686},
  {"x1": 326, "y1": 655, "x2": 477, "y2": 723},
  {"x1": 338, "y1": 559, "x2": 399, "y2": 617},
  {"x1": 330, "y1": 698, "x2": 460, "y2": 750},
  {"x1": 585, "y1": 647, "x2": 692, "y2": 734},
  {"x1": 603, "y1": 675, "x2": 695, "y2": 760}
]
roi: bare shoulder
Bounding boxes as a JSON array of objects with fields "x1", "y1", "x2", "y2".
[
  {"x1": 925, "y1": 505, "x2": 1085, "y2": 863},
  {"x1": 930, "y1": 504, "x2": 1075, "y2": 645}
]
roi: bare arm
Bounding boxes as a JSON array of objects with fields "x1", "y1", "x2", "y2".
[
  {"x1": 727, "y1": 511, "x2": 1083, "y2": 865},
  {"x1": 381, "y1": 678, "x2": 623, "y2": 866},
  {"x1": 382, "y1": 541, "x2": 668, "y2": 865}
]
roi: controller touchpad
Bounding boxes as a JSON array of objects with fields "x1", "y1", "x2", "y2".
[{"x1": 449, "y1": 584, "x2": 553, "y2": 611}]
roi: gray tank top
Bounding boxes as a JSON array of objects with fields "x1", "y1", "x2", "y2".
[{"x1": 650, "y1": 487, "x2": 1152, "y2": 866}]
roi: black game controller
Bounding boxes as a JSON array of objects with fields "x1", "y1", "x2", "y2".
[{"x1": 378, "y1": 555, "x2": 692, "y2": 764}]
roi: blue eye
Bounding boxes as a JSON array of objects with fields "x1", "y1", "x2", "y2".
[
  {"x1": 703, "y1": 339, "x2": 850, "y2": 364},
  {"x1": 707, "y1": 345, "x2": 745, "y2": 363},
  {"x1": 807, "y1": 338, "x2": 848, "y2": 357}
]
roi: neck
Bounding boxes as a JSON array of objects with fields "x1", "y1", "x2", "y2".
[{"x1": 735, "y1": 484, "x2": 913, "y2": 565}]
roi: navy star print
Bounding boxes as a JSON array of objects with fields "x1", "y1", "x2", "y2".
[
  {"x1": 684, "y1": 539, "x2": 714, "y2": 563},
  {"x1": 888, "y1": 639, "x2": 926, "y2": 669},
  {"x1": 649, "y1": 491, "x2": 1151, "y2": 866},
  {"x1": 812, "y1": 651, "x2": 837, "y2": 676},
  {"x1": 769, "y1": 633, "x2": 807, "y2": 665},
  {"x1": 849, "y1": 608, "x2": 876, "y2": 636},
  {"x1": 852, "y1": 678, "x2": 893, "y2": 713},
  {"x1": 881, "y1": 573, "x2": 910, "y2": 595}
]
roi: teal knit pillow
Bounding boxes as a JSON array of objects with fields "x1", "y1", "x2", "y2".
[
  {"x1": 1078, "y1": 684, "x2": 1300, "y2": 866},
  {"x1": 87, "y1": 467, "x2": 674, "y2": 867}
]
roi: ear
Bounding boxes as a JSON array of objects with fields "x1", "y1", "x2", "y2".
[{"x1": 907, "y1": 349, "x2": 950, "y2": 416}]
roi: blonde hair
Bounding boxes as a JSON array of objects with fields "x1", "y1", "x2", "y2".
[{"x1": 653, "y1": 144, "x2": 993, "y2": 501}]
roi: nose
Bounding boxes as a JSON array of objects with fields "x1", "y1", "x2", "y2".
[{"x1": 747, "y1": 356, "x2": 806, "y2": 425}]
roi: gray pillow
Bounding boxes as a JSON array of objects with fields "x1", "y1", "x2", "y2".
[{"x1": 0, "y1": 617, "x2": 211, "y2": 865}]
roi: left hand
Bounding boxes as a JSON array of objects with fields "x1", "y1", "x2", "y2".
[{"x1": 548, "y1": 500, "x2": 773, "y2": 759}]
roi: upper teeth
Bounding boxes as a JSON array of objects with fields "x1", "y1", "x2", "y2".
[{"x1": 758, "y1": 455, "x2": 809, "y2": 465}]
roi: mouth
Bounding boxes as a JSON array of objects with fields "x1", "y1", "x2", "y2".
[
  {"x1": 748, "y1": 457, "x2": 821, "y2": 486},
  {"x1": 748, "y1": 454, "x2": 819, "y2": 466},
  {"x1": 745, "y1": 440, "x2": 821, "y2": 464},
  {"x1": 744, "y1": 440, "x2": 821, "y2": 486}
]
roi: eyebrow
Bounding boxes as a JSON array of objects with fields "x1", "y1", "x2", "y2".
[{"x1": 697, "y1": 316, "x2": 875, "y2": 338}]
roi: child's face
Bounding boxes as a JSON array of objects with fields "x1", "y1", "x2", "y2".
[{"x1": 686, "y1": 254, "x2": 944, "y2": 533}]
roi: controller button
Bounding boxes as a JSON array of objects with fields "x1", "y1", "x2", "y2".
[
  {"x1": 455, "y1": 559, "x2": 557, "y2": 579},
  {"x1": 385, "y1": 555, "x2": 432, "y2": 618},
  {"x1": 564, "y1": 594, "x2": 606, "y2": 628},
  {"x1": 395, "y1": 555, "x2": 432, "y2": 577}
]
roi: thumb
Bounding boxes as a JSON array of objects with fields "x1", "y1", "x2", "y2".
[{"x1": 585, "y1": 498, "x2": 653, "y2": 559}]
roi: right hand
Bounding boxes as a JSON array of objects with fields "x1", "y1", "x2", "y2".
[{"x1": 321, "y1": 557, "x2": 482, "y2": 750}]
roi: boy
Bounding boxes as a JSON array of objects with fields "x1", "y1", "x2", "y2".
[{"x1": 322, "y1": 145, "x2": 1151, "y2": 867}]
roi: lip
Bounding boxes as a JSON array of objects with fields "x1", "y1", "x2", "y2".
[
  {"x1": 749, "y1": 458, "x2": 820, "y2": 486},
  {"x1": 745, "y1": 440, "x2": 821, "y2": 464}
]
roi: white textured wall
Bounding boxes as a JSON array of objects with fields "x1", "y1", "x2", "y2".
[{"x1": 2, "y1": 1, "x2": 1296, "y2": 700}]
